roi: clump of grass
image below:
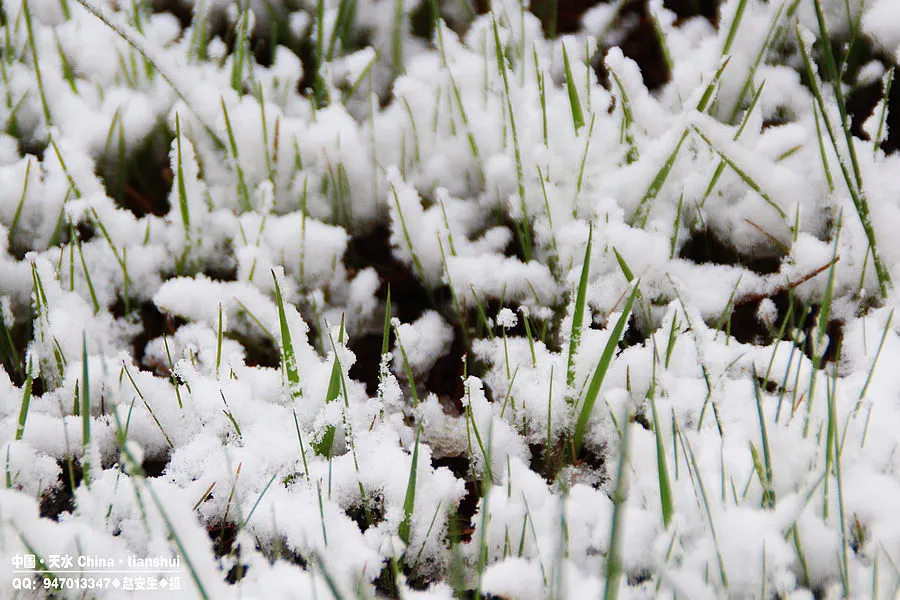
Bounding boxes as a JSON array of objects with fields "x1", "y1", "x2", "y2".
[
  {"x1": 796, "y1": 6, "x2": 890, "y2": 297},
  {"x1": 114, "y1": 412, "x2": 212, "y2": 600},
  {"x1": 630, "y1": 57, "x2": 730, "y2": 227},
  {"x1": 492, "y1": 14, "x2": 531, "y2": 261},
  {"x1": 73, "y1": 0, "x2": 225, "y2": 149}
]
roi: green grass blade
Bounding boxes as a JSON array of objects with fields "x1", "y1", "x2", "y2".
[
  {"x1": 390, "y1": 183, "x2": 428, "y2": 285},
  {"x1": 681, "y1": 429, "x2": 729, "y2": 590},
  {"x1": 649, "y1": 7, "x2": 673, "y2": 73},
  {"x1": 812, "y1": 98, "x2": 835, "y2": 193},
  {"x1": 221, "y1": 99, "x2": 252, "y2": 213},
  {"x1": 665, "y1": 312, "x2": 680, "y2": 369},
  {"x1": 327, "y1": 0, "x2": 357, "y2": 61},
  {"x1": 230, "y1": 0, "x2": 249, "y2": 93},
  {"x1": 23, "y1": 0, "x2": 52, "y2": 127},
  {"x1": 381, "y1": 286, "x2": 392, "y2": 356},
  {"x1": 669, "y1": 192, "x2": 683, "y2": 258},
  {"x1": 603, "y1": 408, "x2": 631, "y2": 600},
  {"x1": 239, "y1": 472, "x2": 277, "y2": 530},
  {"x1": 14, "y1": 363, "x2": 33, "y2": 441},
  {"x1": 566, "y1": 225, "x2": 592, "y2": 392},
  {"x1": 752, "y1": 367, "x2": 775, "y2": 509},
  {"x1": 71, "y1": 223, "x2": 100, "y2": 314},
  {"x1": 727, "y1": 2, "x2": 788, "y2": 123},
  {"x1": 562, "y1": 44, "x2": 584, "y2": 132},
  {"x1": 609, "y1": 70, "x2": 638, "y2": 163},
  {"x1": 54, "y1": 30, "x2": 78, "y2": 94},
  {"x1": 81, "y1": 332, "x2": 91, "y2": 486},
  {"x1": 398, "y1": 425, "x2": 421, "y2": 546},
  {"x1": 721, "y1": 0, "x2": 749, "y2": 56},
  {"x1": 574, "y1": 114, "x2": 596, "y2": 205},
  {"x1": 174, "y1": 114, "x2": 191, "y2": 236},
  {"x1": 612, "y1": 247, "x2": 634, "y2": 282},
  {"x1": 272, "y1": 270, "x2": 302, "y2": 401},
  {"x1": 857, "y1": 309, "x2": 893, "y2": 407},
  {"x1": 573, "y1": 282, "x2": 639, "y2": 454},
  {"x1": 393, "y1": 322, "x2": 420, "y2": 406},
  {"x1": 491, "y1": 15, "x2": 530, "y2": 260},
  {"x1": 702, "y1": 81, "x2": 767, "y2": 206},
  {"x1": 647, "y1": 355, "x2": 673, "y2": 527},
  {"x1": 803, "y1": 213, "x2": 841, "y2": 436},
  {"x1": 293, "y1": 409, "x2": 310, "y2": 479},
  {"x1": 313, "y1": 345, "x2": 342, "y2": 457},
  {"x1": 215, "y1": 303, "x2": 223, "y2": 379},
  {"x1": 392, "y1": 0, "x2": 404, "y2": 76},
  {"x1": 873, "y1": 68, "x2": 894, "y2": 154},
  {"x1": 8, "y1": 158, "x2": 32, "y2": 248},
  {"x1": 631, "y1": 131, "x2": 687, "y2": 228},
  {"x1": 691, "y1": 125, "x2": 786, "y2": 219}
]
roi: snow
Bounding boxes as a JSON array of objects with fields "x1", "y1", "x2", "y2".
[
  {"x1": 392, "y1": 312, "x2": 454, "y2": 380},
  {"x1": 863, "y1": 0, "x2": 900, "y2": 62},
  {"x1": 1, "y1": 0, "x2": 900, "y2": 597}
]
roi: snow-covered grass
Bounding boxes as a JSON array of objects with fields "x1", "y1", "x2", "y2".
[{"x1": 1, "y1": 0, "x2": 900, "y2": 597}]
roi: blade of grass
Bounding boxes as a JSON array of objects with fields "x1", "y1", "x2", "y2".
[
  {"x1": 752, "y1": 367, "x2": 775, "y2": 509},
  {"x1": 23, "y1": 0, "x2": 51, "y2": 127},
  {"x1": 562, "y1": 44, "x2": 584, "y2": 133},
  {"x1": 174, "y1": 113, "x2": 191, "y2": 238},
  {"x1": 856, "y1": 309, "x2": 893, "y2": 410},
  {"x1": 648, "y1": 349, "x2": 673, "y2": 528},
  {"x1": 398, "y1": 425, "x2": 421, "y2": 546},
  {"x1": 230, "y1": 0, "x2": 250, "y2": 93},
  {"x1": 8, "y1": 158, "x2": 32, "y2": 248},
  {"x1": 701, "y1": 81, "x2": 766, "y2": 207},
  {"x1": 680, "y1": 427, "x2": 729, "y2": 590},
  {"x1": 802, "y1": 212, "x2": 841, "y2": 436},
  {"x1": 14, "y1": 361, "x2": 33, "y2": 441},
  {"x1": 293, "y1": 409, "x2": 310, "y2": 479},
  {"x1": 721, "y1": 0, "x2": 749, "y2": 56},
  {"x1": 573, "y1": 282, "x2": 639, "y2": 454},
  {"x1": 313, "y1": 323, "x2": 344, "y2": 458},
  {"x1": 492, "y1": 15, "x2": 530, "y2": 261},
  {"x1": 272, "y1": 270, "x2": 302, "y2": 401},
  {"x1": 609, "y1": 70, "x2": 638, "y2": 163},
  {"x1": 215, "y1": 303, "x2": 224, "y2": 379},
  {"x1": 873, "y1": 68, "x2": 894, "y2": 154},
  {"x1": 691, "y1": 124, "x2": 786, "y2": 219},
  {"x1": 393, "y1": 320, "x2": 420, "y2": 406},
  {"x1": 603, "y1": 406, "x2": 631, "y2": 600},
  {"x1": 221, "y1": 99, "x2": 252, "y2": 213},
  {"x1": 566, "y1": 225, "x2": 592, "y2": 393},
  {"x1": 81, "y1": 332, "x2": 91, "y2": 487}
]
